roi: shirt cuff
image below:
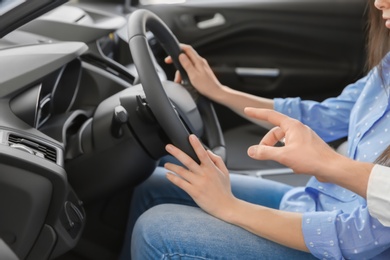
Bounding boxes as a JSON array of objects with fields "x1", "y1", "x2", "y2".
[
  {"x1": 367, "y1": 164, "x2": 390, "y2": 227},
  {"x1": 302, "y1": 211, "x2": 342, "y2": 259}
]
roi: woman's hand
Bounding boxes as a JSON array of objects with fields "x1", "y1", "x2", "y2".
[
  {"x1": 165, "y1": 44, "x2": 225, "y2": 99},
  {"x1": 245, "y1": 107, "x2": 342, "y2": 181},
  {"x1": 165, "y1": 133, "x2": 309, "y2": 252},
  {"x1": 164, "y1": 134, "x2": 237, "y2": 221}
]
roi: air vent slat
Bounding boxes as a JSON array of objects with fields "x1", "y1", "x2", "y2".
[{"x1": 8, "y1": 134, "x2": 57, "y2": 163}]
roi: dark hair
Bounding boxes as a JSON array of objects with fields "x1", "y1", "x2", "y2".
[
  {"x1": 367, "y1": 2, "x2": 390, "y2": 164},
  {"x1": 375, "y1": 145, "x2": 390, "y2": 166},
  {"x1": 366, "y1": 1, "x2": 390, "y2": 71}
]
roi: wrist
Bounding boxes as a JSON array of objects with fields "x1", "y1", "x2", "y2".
[
  {"x1": 213, "y1": 85, "x2": 243, "y2": 106},
  {"x1": 221, "y1": 197, "x2": 251, "y2": 225},
  {"x1": 206, "y1": 84, "x2": 229, "y2": 102},
  {"x1": 316, "y1": 152, "x2": 350, "y2": 182},
  {"x1": 317, "y1": 153, "x2": 373, "y2": 197}
]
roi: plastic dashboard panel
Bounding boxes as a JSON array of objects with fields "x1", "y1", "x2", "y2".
[
  {"x1": 0, "y1": 42, "x2": 87, "y2": 96},
  {"x1": 0, "y1": 41, "x2": 88, "y2": 260},
  {"x1": 10, "y1": 58, "x2": 83, "y2": 130}
]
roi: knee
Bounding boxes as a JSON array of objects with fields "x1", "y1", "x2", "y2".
[
  {"x1": 131, "y1": 204, "x2": 178, "y2": 259},
  {"x1": 132, "y1": 205, "x2": 166, "y2": 245},
  {"x1": 131, "y1": 204, "x2": 207, "y2": 258}
]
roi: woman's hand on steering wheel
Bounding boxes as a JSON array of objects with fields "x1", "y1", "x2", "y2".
[
  {"x1": 164, "y1": 134, "x2": 236, "y2": 221},
  {"x1": 165, "y1": 44, "x2": 225, "y2": 100}
]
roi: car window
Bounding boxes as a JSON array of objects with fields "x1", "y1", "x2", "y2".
[{"x1": 0, "y1": 0, "x2": 25, "y2": 16}]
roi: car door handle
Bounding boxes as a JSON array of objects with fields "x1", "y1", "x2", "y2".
[
  {"x1": 197, "y1": 13, "x2": 225, "y2": 29},
  {"x1": 235, "y1": 67, "x2": 280, "y2": 77}
]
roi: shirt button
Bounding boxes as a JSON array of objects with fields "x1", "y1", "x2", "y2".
[{"x1": 357, "y1": 132, "x2": 361, "y2": 138}]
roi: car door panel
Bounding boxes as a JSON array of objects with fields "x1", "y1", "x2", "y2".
[
  {"x1": 143, "y1": 0, "x2": 366, "y2": 101},
  {"x1": 139, "y1": 0, "x2": 367, "y2": 174},
  {"x1": 142, "y1": 1, "x2": 366, "y2": 131}
]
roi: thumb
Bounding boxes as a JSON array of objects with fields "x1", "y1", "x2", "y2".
[{"x1": 247, "y1": 145, "x2": 281, "y2": 161}]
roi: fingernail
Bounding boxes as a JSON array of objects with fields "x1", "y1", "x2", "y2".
[
  {"x1": 248, "y1": 146, "x2": 256, "y2": 157},
  {"x1": 166, "y1": 144, "x2": 173, "y2": 152}
]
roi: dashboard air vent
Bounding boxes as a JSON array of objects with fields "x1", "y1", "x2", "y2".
[{"x1": 8, "y1": 134, "x2": 57, "y2": 163}]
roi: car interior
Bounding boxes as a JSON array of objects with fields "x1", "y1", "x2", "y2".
[{"x1": 0, "y1": 0, "x2": 367, "y2": 259}]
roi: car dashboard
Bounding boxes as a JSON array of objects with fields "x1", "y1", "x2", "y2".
[{"x1": 0, "y1": 6, "x2": 157, "y2": 258}]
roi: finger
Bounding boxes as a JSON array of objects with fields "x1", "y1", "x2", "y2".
[
  {"x1": 188, "y1": 135, "x2": 214, "y2": 168},
  {"x1": 207, "y1": 150, "x2": 229, "y2": 175},
  {"x1": 174, "y1": 70, "x2": 182, "y2": 83},
  {"x1": 179, "y1": 53, "x2": 195, "y2": 70},
  {"x1": 178, "y1": 54, "x2": 198, "y2": 85},
  {"x1": 164, "y1": 56, "x2": 173, "y2": 64},
  {"x1": 180, "y1": 44, "x2": 198, "y2": 56},
  {"x1": 179, "y1": 43, "x2": 192, "y2": 49},
  {"x1": 180, "y1": 44, "x2": 202, "y2": 66},
  {"x1": 166, "y1": 43, "x2": 194, "y2": 64},
  {"x1": 164, "y1": 162, "x2": 196, "y2": 184},
  {"x1": 260, "y1": 127, "x2": 285, "y2": 146},
  {"x1": 166, "y1": 172, "x2": 194, "y2": 195},
  {"x1": 247, "y1": 144, "x2": 282, "y2": 161},
  {"x1": 244, "y1": 107, "x2": 295, "y2": 130},
  {"x1": 165, "y1": 143, "x2": 200, "y2": 173}
]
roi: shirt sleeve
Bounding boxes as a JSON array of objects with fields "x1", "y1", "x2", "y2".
[
  {"x1": 302, "y1": 206, "x2": 390, "y2": 259},
  {"x1": 367, "y1": 164, "x2": 390, "y2": 227},
  {"x1": 274, "y1": 74, "x2": 369, "y2": 142}
]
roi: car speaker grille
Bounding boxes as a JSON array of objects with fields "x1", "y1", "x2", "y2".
[{"x1": 8, "y1": 134, "x2": 57, "y2": 163}]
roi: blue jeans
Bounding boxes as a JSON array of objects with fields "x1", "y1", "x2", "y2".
[{"x1": 120, "y1": 167, "x2": 316, "y2": 259}]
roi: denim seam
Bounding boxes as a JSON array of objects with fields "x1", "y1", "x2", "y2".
[{"x1": 162, "y1": 253, "x2": 208, "y2": 260}]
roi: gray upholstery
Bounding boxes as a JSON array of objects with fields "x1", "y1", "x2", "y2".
[{"x1": 0, "y1": 239, "x2": 18, "y2": 260}]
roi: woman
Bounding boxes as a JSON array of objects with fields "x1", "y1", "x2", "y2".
[{"x1": 120, "y1": 0, "x2": 390, "y2": 259}]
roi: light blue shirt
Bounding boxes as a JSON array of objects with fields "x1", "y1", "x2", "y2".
[{"x1": 274, "y1": 52, "x2": 390, "y2": 259}]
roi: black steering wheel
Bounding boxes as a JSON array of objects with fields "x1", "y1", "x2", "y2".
[{"x1": 127, "y1": 9, "x2": 225, "y2": 163}]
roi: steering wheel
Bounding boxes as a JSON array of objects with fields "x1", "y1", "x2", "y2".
[{"x1": 127, "y1": 9, "x2": 225, "y2": 163}]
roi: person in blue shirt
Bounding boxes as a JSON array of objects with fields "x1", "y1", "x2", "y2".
[{"x1": 120, "y1": 0, "x2": 390, "y2": 259}]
